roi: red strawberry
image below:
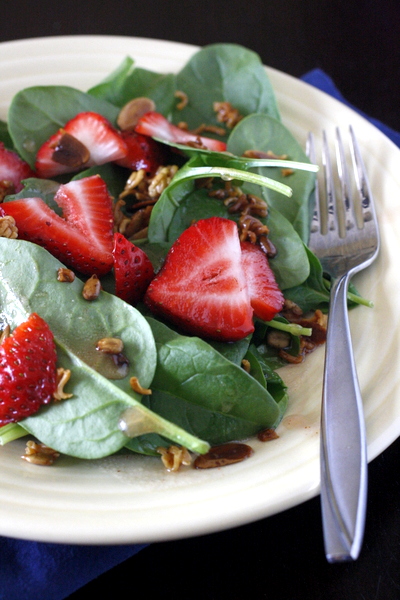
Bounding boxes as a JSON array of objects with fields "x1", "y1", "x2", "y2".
[
  {"x1": 144, "y1": 217, "x2": 254, "y2": 341},
  {"x1": 2, "y1": 175, "x2": 114, "y2": 276},
  {"x1": 135, "y1": 111, "x2": 227, "y2": 152},
  {"x1": 0, "y1": 313, "x2": 57, "y2": 425},
  {"x1": 115, "y1": 130, "x2": 167, "y2": 173},
  {"x1": 113, "y1": 233, "x2": 155, "y2": 305},
  {"x1": 35, "y1": 112, "x2": 128, "y2": 178},
  {"x1": 240, "y1": 241, "x2": 284, "y2": 321},
  {"x1": 0, "y1": 142, "x2": 35, "y2": 193}
]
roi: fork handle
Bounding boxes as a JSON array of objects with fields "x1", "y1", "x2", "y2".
[{"x1": 320, "y1": 272, "x2": 368, "y2": 562}]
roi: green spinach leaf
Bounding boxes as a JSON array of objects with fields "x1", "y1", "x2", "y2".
[
  {"x1": 88, "y1": 56, "x2": 177, "y2": 116},
  {"x1": 227, "y1": 113, "x2": 316, "y2": 242},
  {"x1": 0, "y1": 238, "x2": 209, "y2": 457},
  {"x1": 8, "y1": 86, "x2": 120, "y2": 167},
  {"x1": 171, "y1": 44, "x2": 280, "y2": 130}
]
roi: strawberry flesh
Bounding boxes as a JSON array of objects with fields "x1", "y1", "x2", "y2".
[
  {"x1": 2, "y1": 175, "x2": 114, "y2": 276},
  {"x1": 113, "y1": 233, "x2": 155, "y2": 305},
  {"x1": 135, "y1": 111, "x2": 227, "y2": 152},
  {"x1": 144, "y1": 217, "x2": 254, "y2": 341},
  {"x1": 115, "y1": 130, "x2": 167, "y2": 174},
  {"x1": 35, "y1": 111, "x2": 128, "y2": 178},
  {"x1": 240, "y1": 241, "x2": 284, "y2": 321},
  {"x1": 0, "y1": 142, "x2": 35, "y2": 193},
  {"x1": 0, "y1": 313, "x2": 57, "y2": 425}
]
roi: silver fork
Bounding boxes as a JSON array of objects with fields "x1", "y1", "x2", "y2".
[{"x1": 306, "y1": 127, "x2": 380, "y2": 562}]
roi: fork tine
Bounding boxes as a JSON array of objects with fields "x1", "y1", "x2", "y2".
[
  {"x1": 349, "y1": 126, "x2": 379, "y2": 235},
  {"x1": 306, "y1": 132, "x2": 322, "y2": 235},
  {"x1": 322, "y1": 130, "x2": 337, "y2": 235},
  {"x1": 335, "y1": 127, "x2": 353, "y2": 235}
]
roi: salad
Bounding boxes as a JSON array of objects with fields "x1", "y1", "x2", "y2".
[{"x1": 0, "y1": 43, "x2": 362, "y2": 469}]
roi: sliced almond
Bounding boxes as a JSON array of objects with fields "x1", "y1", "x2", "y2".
[{"x1": 117, "y1": 97, "x2": 156, "y2": 130}]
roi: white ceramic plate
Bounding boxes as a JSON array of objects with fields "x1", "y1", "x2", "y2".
[{"x1": 1, "y1": 36, "x2": 399, "y2": 544}]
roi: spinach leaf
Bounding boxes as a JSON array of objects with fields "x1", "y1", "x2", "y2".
[
  {"x1": 171, "y1": 44, "x2": 280, "y2": 130},
  {"x1": 88, "y1": 56, "x2": 177, "y2": 116},
  {"x1": 0, "y1": 120, "x2": 13, "y2": 149},
  {"x1": 227, "y1": 113, "x2": 316, "y2": 242},
  {"x1": 71, "y1": 163, "x2": 128, "y2": 199},
  {"x1": 8, "y1": 86, "x2": 120, "y2": 167},
  {"x1": 4, "y1": 177, "x2": 61, "y2": 212},
  {"x1": 0, "y1": 238, "x2": 209, "y2": 457},
  {"x1": 140, "y1": 389, "x2": 267, "y2": 447},
  {"x1": 147, "y1": 155, "x2": 292, "y2": 244},
  {"x1": 146, "y1": 317, "x2": 281, "y2": 426},
  {"x1": 283, "y1": 245, "x2": 330, "y2": 311}
]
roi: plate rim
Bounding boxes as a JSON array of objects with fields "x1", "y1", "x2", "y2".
[{"x1": 1, "y1": 34, "x2": 399, "y2": 544}]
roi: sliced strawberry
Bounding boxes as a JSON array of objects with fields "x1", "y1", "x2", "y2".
[
  {"x1": 0, "y1": 142, "x2": 35, "y2": 193},
  {"x1": 240, "y1": 241, "x2": 284, "y2": 321},
  {"x1": 113, "y1": 233, "x2": 155, "y2": 305},
  {"x1": 0, "y1": 313, "x2": 57, "y2": 425},
  {"x1": 144, "y1": 217, "x2": 254, "y2": 342},
  {"x1": 2, "y1": 175, "x2": 114, "y2": 276},
  {"x1": 54, "y1": 175, "x2": 114, "y2": 250},
  {"x1": 35, "y1": 112, "x2": 128, "y2": 178},
  {"x1": 115, "y1": 130, "x2": 167, "y2": 173},
  {"x1": 135, "y1": 111, "x2": 227, "y2": 152}
]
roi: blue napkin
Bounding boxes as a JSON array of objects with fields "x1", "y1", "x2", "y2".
[
  {"x1": 302, "y1": 68, "x2": 400, "y2": 147},
  {"x1": 0, "y1": 68, "x2": 398, "y2": 600}
]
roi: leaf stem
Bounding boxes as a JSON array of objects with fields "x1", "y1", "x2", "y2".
[
  {"x1": 267, "y1": 319, "x2": 312, "y2": 337},
  {"x1": 0, "y1": 423, "x2": 28, "y2": 445}
]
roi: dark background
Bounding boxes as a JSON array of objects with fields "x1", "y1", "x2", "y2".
[{"x1": 2, "y1": 1, "x2": 400, "y2": 598}]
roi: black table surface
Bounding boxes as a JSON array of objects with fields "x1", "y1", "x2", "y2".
[{"x1": 2, "y1": 1, "x2": 400, "y2": 598}]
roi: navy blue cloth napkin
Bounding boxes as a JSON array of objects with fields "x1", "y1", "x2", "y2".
[{"x1": 0, "y1": 68, "x2": 399, "y2": 600}]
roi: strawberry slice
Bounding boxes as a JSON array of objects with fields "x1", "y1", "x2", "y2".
[
  {"x1": 113, "y1": 233, "x2": 155, "y2": 305},
  {"x1": 35, "y1": 111, "x2": 128, "y2": 178},
  {"x1": 135, "y1": 111, "x2": 227, "y2": 152},
  {"x1": 2, "y1": 175, "x2": 114, "y2": 276},
  {"x1": 115, "y1": 130, "x2": 167, "y2": 174},
  {"x1": 0, "y1": 142, "x2": 35, "y2": 193},
  {"x1": 0, "y1": 313, "x2": 57, "y2": 425},
  {"x1": 240, "y1": 241, "x2": 284, "y2": 321},
  {"x1": 144, "y1": 217, "x2": 254, "y2": 341},
  {"x1": 54, "y1": 175, "x2": 114, "y2": 249}
]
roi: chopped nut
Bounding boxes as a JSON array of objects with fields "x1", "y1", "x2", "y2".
[
  {"x1": 213, "y1": 101, "x2": 243, "y2": 128},
  {"x1": 0, "y1": 180, "x2": 15, "y2": 202},
  {"x1": 278, "y1": 349, "x2": 304, "y2": 364},
  {"x1": 243, "y1": 149, "x2": 288, "y2": 160},
  {"x1": 96, "y1": 337, "x2": 124, "y2": 354},
  {"x1": 174, "y1": 90, "x2": 188, "y2": 110},
  {"x1": 157, "y1": 445, "x2": 192, "y2": 471},
  {"x1": 0, "y1": 323, "x2": 10, "y2": 344},
  {"x1": 130, "y1": 376, "x2": 152, "y2": 395},
  {"x1": 194, "y1": 442, "x2": 254, "y2": 469},
  {"x1": 0, "y1": 215, "x2": 18, "y2": 239},
  {"x1": 53, "y1": 368, "x2": 73, "y2": 401},
  {"x1": 239, "y1": 214, "x2": 269, "y2": 240},
  {"x1": 257, "y1": 428, "x2": 279, "y2": 442},
  {"x1": 266, "y1": 329, "x2": 291, "y2": 349},
  {"x1": 241, "y1": 358, "x2": 251, "y2": 372},
  {"x1": 57, "y1": 267, "x2": 75, "y2": 282},
  {"x1": 82, "y1": 274, "x2": 101, "y2": 301},
  {"x1": 191, "y1": 123, "x2": 227, "y2": 137},
  {"x1": 282, "y1": 299, "x2": 303, "y2": 317},
  {"x1": 22, "y1": 441, "x2": 60, "y2": 466},
  {"x1": 117, "y1": 97, "x2": 156, "y2": 130},
  {"x1": 148, "y1": 165, "x2": 178, "y2": 198}
]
